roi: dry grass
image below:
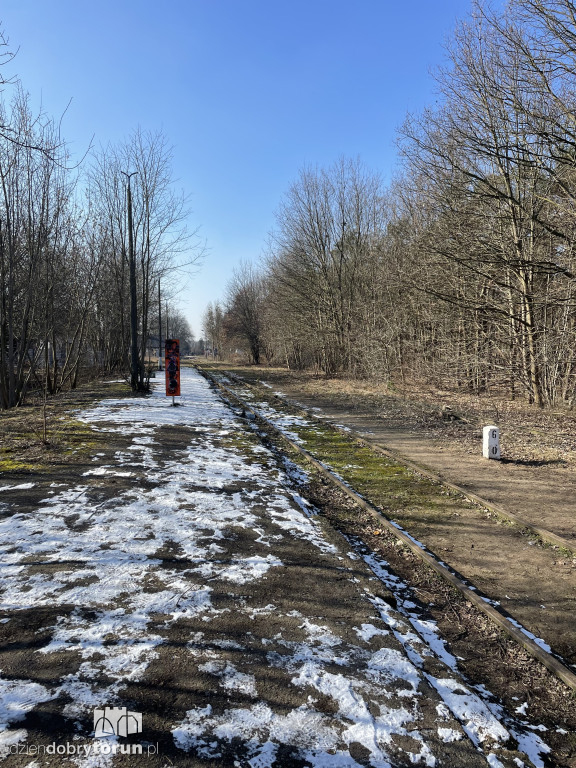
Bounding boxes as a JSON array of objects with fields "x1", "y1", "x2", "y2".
[
  {"x1": 213, "y1": 362, "x2": 576, "y2": 466},
  {"x1": 0, "y1": 379, "x2": 132, "y2": 473}
]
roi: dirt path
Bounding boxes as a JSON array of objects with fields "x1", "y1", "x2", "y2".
[
  {"x1": 0, "y1": 369, "x2": 550, "y2": 767},
  {"x1": 299, "y1": 409, "x2": 576, "y2": 543},
  {"x1": 202, "y1": 365, "x2": 576, "y2": 676},
  {"x1": 225, "y1": 367, "x2": 576, "y2": 545}
]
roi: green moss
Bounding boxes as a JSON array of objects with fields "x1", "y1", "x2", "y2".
[
  {"x1": 292, "y1": 422, "x2": 457, "y2": 514},
  {"x1": 55, "y1": 417, "x2": 97, "y2": 439},
  {"x1": 214, "y1": 421, "x2": 273, "y2": 467},
  {"x1": 0, "y1": 456, "x2": 39, "y2": 472},
  {"x1": 203, "y1": 368, "x2": 479, "y2": 529}
]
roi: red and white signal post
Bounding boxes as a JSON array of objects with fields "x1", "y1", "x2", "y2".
[{"x1": 165, "y1": 339, "x2": 180, "y2": 405}]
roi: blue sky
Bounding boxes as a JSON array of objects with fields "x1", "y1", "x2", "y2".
[{"x1": 1, "y1": 0, "x2": 475, "y2": 338}]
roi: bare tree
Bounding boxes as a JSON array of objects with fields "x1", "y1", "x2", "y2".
[
  {"x1": 397, "y1": 0, "x2": 576, "y2": 404},
  {"x1": 224, "y1": 263, "x2": 266, "y2": 364},
  {"x1": 202, "y1": 301, "x2": 225, "y2": 359},
  {"x1": 0, "y1": 88, "x2": 79, "y2": 408},
  {"x1": 269, "y1": 158, "x2": 388, "y2": 375},
  {"x1": 88, "y1": 128, "x2": 197, "y2": 390}
]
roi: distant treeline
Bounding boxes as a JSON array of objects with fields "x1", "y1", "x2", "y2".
[{"x1": 206, "y1": 0, "x2": 576, "y2": 407}]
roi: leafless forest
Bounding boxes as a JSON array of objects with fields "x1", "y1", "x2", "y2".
[
  {"x1": 207, "y1": 0, "x2": 576, "y2": 408},
  {"x1": 0, "y1": 33, "x2": 197, "y2": 409},
  {"x1": 5, "y1": 0, "x2": 576, "y2": 411}
]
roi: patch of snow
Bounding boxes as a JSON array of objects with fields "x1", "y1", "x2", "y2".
[
  {"x1": 0, "y1": 679, "x2": 55, "y2": 730},
  {"x1": 82, "y1": 468, "x2": 133, "y2": 477},
  {"x1": 437, "y1": 727, "x2": 462, "y2": 742},
  {"x1": 0, "y1": 483, "x2": 35, "y2": 492},
  {"x1": 218, "y1": 555, "x2": 283, "y2": 584},
  {"x1": 512, "y1": 730, "x2": 551, "y2": 768},
  {"x1": 0, "y1": 369, "x2": 361, "y2": 755},
  {"x1": 425, "y1": 677, "x2": 509, "y2": 746},
  {"x1": 353, "y1": 624, "x2": 390, "y2": 643},
  {"x1": 221, "y1": 664, "x2": 258, "y2": 698},
  {"x1": 506, "y1": 618, "x2": 552, "y2": 653},
  {"x1": 0, "y1": 728, "x2": 28, "y2": 753}
]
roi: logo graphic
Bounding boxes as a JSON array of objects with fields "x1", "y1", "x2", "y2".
[{"x1": 94, "y1": 707, "x2": 142, "y2": 738}]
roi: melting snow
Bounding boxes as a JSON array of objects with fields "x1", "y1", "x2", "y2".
[
  {"x1": 0, "y1": 483, "x2": 35, "y2": 492},
  {"x1": 0, "y1": 369, "x2": 554, "y2": 767}
]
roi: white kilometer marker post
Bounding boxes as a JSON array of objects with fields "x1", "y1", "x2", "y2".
[{"x1": 483, "y1": 425, "x2": 500, "y2": 460}]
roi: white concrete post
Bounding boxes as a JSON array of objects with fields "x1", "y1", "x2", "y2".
[{"x1": 483, "y1": 425, "x2": 500, "y2": 460}]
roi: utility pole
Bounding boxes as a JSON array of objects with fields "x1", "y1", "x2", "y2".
[
  {"x1": 122, "y1": 171, "x2": 139, "y2": 391},
  {"x1": 158, "y1": 279, "x2": 162, "y2": 371}
]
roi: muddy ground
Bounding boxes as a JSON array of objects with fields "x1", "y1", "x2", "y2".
[
  {"x1": 0, "y1": 370, "x2": 574, "y2": 766},
  {"x1": 196, "y1": 362, "x2": 576, "y2": 764}
]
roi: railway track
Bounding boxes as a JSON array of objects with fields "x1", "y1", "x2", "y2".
[{"x1": 196, "y1": 364, "x2": 576, "y2": 698}]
